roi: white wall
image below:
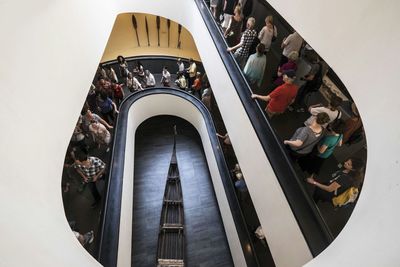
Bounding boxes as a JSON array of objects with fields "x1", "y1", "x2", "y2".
[{"x1": 1, "y1": 0, "x2": 399, "y2": 266}]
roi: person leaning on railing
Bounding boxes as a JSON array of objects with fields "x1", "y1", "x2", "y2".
[
  {"x1": 283, "y1": 112, "x2": 330, "y2": 159},
  {"x1": 251, "y1": 70, "x2": 298, "y2": 118},
  {"x1": 224, "y1": 4, "x2": 243, "y2": 47},
  {"x1": 306, "y1": 157, "x2": 364, "y2": 204},
  {"x1": 227, "y1": 17, "x2": 257, "y2": 69}
]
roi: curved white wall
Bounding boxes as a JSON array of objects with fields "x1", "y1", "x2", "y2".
[
  {"x1": 264, "y1": 1, "x2": 400, "y2": 266},
  {"x1": 1, "y1": 0, "x2": 399, "y2": 267}
]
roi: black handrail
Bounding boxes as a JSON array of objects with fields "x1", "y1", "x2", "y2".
[
  {"x1": 194, "y1": 0, "x2": 333, "y2": 255},
  {"x1": 97, "y1": 88, "x2": 267, "y2": 267},
  {"x1": 101, "y1": 55, "x2": 203, "y2": 71}
]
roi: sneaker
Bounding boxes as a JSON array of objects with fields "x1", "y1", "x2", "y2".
[{"x1": 83, "y1": 231, "x2": 94, "y2": 246}]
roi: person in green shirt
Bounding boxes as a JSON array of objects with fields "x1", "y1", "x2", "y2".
[{"x1": 299, "y1": 119, "x2": 346, "y2": 176}]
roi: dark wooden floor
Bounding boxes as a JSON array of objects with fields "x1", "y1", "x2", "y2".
[{"x1": 131, "y1": 116, "x2": 234, "y2": 267}]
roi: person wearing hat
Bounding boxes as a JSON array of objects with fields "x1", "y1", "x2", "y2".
[
  {"x1": 273, "y1": 51, "x2": 299, "y2": 87},
  {"x1": 251, "y1": 70, "x2": 299, "y2": 118}
]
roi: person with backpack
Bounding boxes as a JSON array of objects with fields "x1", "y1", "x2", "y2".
[
  {"x1": 284, "y1": 112, "x2": 330, "y2": 159},
  {"x1": 298, "y1": 119, "x2": 346, "y2": 175},
  {"x1": 304, "y1": 95, "x2": 343, "y2": 128},
  {"x1": 306, "y1": 157, "x2": 364, "y2": 205}
]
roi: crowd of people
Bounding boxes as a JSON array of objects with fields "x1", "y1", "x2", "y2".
[
  {"x1": 208, "y1": 0, "x2": 366, "y2": 210},
  {"x1": 62, "y1": 54, "x2": 217, "y2": 251},
  {"x1": 61, "y1": 2, "x2": 366, "y2": 251}
]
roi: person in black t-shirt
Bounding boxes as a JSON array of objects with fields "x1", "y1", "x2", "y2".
[{"x1": 306, "y1": 157, "x2": 364, "y2": 202}]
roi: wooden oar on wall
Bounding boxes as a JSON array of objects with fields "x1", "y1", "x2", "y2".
[
  {"x1": 167, "y1": 19, "x2": 171, "y2": 47},
  {"x1": 177, "y1": 24, "x2": 182, "y2": 49},
  {"x1": 131, "y1": 14, "x2": 140, "y2": 46},
  {"x1": 156, "y1": 16, "x2": 160, "y2": 47},
  {"x1": 145, "y1": 16, "x2": 150, "y2": 46}
]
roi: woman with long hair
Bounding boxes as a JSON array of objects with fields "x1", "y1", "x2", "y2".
[{"x1": 306, "y1": 157, "x2": 365, "y2": 203}]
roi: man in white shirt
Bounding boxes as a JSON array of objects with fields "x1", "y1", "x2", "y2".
[
  {"x1": 161, "y1": 66, "x2": 171, "y2": 87},
  {"x1": 145, "y1": 70, "x2": 156, "y2": 87},
  {"x1": 177, "y1": 58, "x2": 185, "y2": 75}
]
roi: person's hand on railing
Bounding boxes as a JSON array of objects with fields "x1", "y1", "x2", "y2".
[{"x1": 251, "y1": 94, "x2": 258, "y2": 99}]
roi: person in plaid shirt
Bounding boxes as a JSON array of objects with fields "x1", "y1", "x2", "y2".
[
  {"x1": 227, "y1": 17, "x2": 257, "y2": 68},
  {"x1": 73, "y1": 150, "x2": 106, "y2": 208}
]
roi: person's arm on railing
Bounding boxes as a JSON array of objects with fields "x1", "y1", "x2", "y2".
[
  {"x1": 251, "y1": 93, "x2": 271, "y2": 103},
  {"x1": 227, "y1": 40, "x2": 243, "y2": 52},
  {"x1": 284, "y1": 139, "x2": 303, "y2": 147},
  {"x1": 306, "y1": 176, "x2": 340, "y2": 193}
]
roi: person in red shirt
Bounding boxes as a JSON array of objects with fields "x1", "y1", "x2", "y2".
[
  {"x1": 251, "y1": 70, "x2": 298, "y2": 118},
  {"x1": 191, "y1": 72, "x2": 202, "y2": 99},
  {"x1": 111, "y1": 82, "x2": 125, "y2": 108}
]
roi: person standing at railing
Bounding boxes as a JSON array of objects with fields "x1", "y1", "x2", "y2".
[
  {"x1": 283, "y1": 112, "x2": 330, "y2": 159},
  {"x1": 72, "y1": 149, "x2": 106, "y2": 208},
  {"x1": 293, "y1": 54, "x2": 323, "y2": 112},
  {"x1": 96, "y1": 64, "x2": 107, "y2": 81},
  {"x1": 126, "y1": 72, "x2": 143, "y2": 92},
  {"x1": 244, "y1": 43, "x2": 266, "y2": 87},
  {"x1": 221, "y1": 0, "x2": 237, "y2": 30},
  {"x1": 251, "y1": 70, "x2": 298, "y2": 118},
  {"x1": 227, "y1": 17, "x2": 257, "y2": 68},
  {"x1": 105, "y1": 65, "x2": 118, "y2": 83},
  {"x1": 89, "y1": 120, "x2": 111, "y2": 152},
  {"x1": 111, "y1": 82, "x2": 125, "y2": 108},
  {"x1": 116, "y1": 55, "x2": 129, "y2": 82},
  {"x1": 273, "y1": 51, "x2": 298, "y2": 88},
  {"x1": 97, "y1": 91, "x2": 119, "y2": 125},
  {"x1": 299, "y1": 119, "x2": 345, "y2": 177},
  {"x1": 306, "y1": 157, "x2": 364, "y2": 204},
  {"x1": 186, "y1": 58, "x2": 197, "y2": 88},
  {"x1": 210, "y1": 0, "x2": 220, "y2": 21},
  {"x1": 304, "y1": 95, "x2": 343, "y2": 128},
  {"x1": 258, "y1": 15, "x2": 277, "y2": 52},
  {"x1": 175, "y1": 73, "x2": 187, "y2": 90},
  {"x1": 224, "y1": 4, "x2": 243, "y2": 47},
  {"x1": 161, "y1": 66, "x2": 171, "y2": 87},
  {"x1": 144, "y1": 70, "x2": 156, "y2": 88},
  {"x1": 191, "y1": 72, "x2": 203, "y2": 99},
  {"x1": 280, "y1": 31, "x2": 303, "y2": 66},
  {"x1": 176, "y1": 58, "x2": 185, "y2": 76}
]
